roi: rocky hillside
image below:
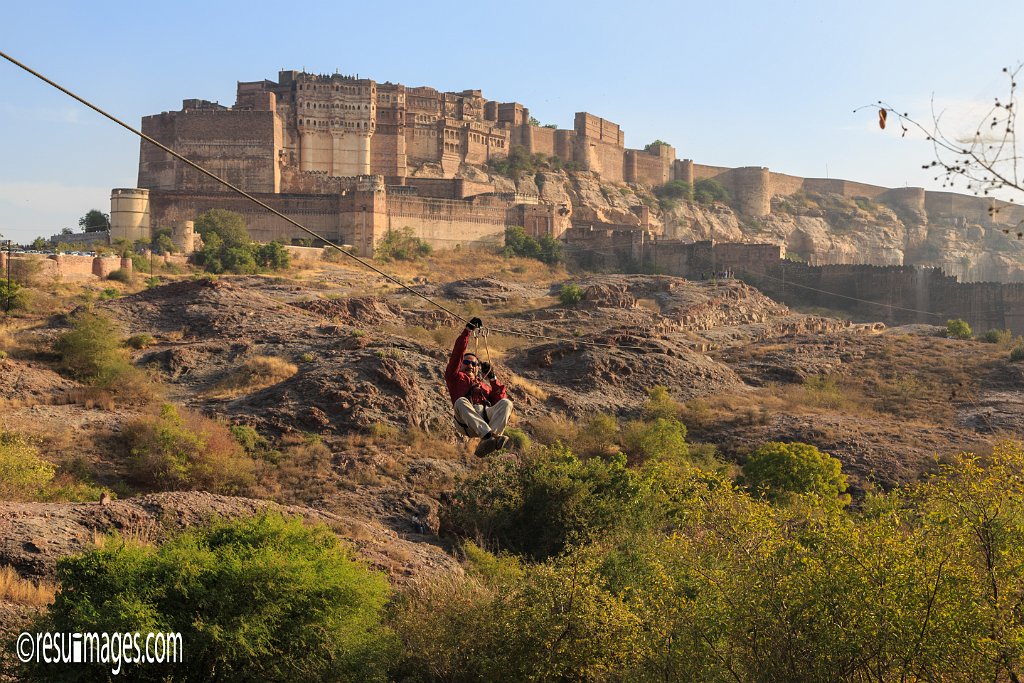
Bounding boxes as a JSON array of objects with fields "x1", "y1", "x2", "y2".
[
  {"x1": 2, "y1": 253, "x2": 1022, "y2": 600},
  {"x1": 464, "y1": 163, "x2": 1024, "y2": 282}
]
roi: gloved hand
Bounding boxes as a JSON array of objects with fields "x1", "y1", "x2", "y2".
[
  {"x1": 466, "y1": 317, "x2": 483, "y2": 331},
  {"x1": 480, "y1": 361, "x2": 495, "y2": 381}
]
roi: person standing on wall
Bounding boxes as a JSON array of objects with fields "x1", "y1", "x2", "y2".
[{"x1": 445, "y1": 317, "x2": 513, "y2": 456}]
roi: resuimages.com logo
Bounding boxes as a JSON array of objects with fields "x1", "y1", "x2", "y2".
[{"x1": 17, "y1": 630, "x2": 183, "y2": 675}]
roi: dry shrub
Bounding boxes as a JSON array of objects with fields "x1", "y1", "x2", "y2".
[
  {"x1": 124, "y1": 403, "x2": 254, "y2": 494},
  {"x1": 92, "y1": 517, "x2": 159, "y2": 549},
  {"x1": 256, "y1": 435, "x2": 334, "y2": 505},
  {"x1": 206, "y1": 355, "x2": 298, "y2": 398},
  {"x1": 0, "y1": 565, "x2": 56, "y2": 606},
  {"x1": 402, "y1": 428, "x2": 460, "y2": 461},
  {"x1": 65, "y1": 387, "x2": 116, "y2": 411},
  {"x1": 530, "y1": 413, "x2": 579, "y2": 447}
]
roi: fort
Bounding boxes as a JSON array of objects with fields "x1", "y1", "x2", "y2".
[{"x1": 105, "y1": 67, "x2": 1024, "y2": 263}]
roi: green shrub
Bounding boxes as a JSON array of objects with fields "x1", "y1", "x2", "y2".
[
  {"x1": 559, "y1": 282, "x2": 583, "y2": 306},
  {"x1": 26, "y1": 513, "x2": 396, "y2": 682},
  {"x1": 443, "y1": 443, "x2": 649, "y2": 560},
  {"x1": 107, "y1": 268, "x2": 132, "y2": 283},
  {"x1": 1011, "y1": 345, "x2": 1024, "y2": 362},
  {"x1": 98, "y1": 287, "x2": 119, "y2": 300},
  {"x1": 653, "y1": 180, "x2": 693, "y2": 208},
  {"x1": 0, "y1": 431, "x2": 102, "y2": 502},
  {"x1": 504, "y1": 226, "x2": 562, "y2": 265},
  {"x1": 0, "y1": 431, "x2": 56, "y2": 501},
  {"x1": 642, "y1": 385, "x2": 682, "y2": 420},
  {"x1": 255, "y1": 240, "x2": 291, "y2": 270},
  {"x1": 693, "y1": 178, "x2": 731, "y2": 205},
  {"x1": 620, "y1": 417, "x2": 688, "y2": 465},
  {"x1": 742, "y1": 441, "x2": 848, "y2": 504},
  {"x1": 124, "y1": 403, "x2": 255, "y2": 493},
  {"x1": 54, "y1": 310, "x2": 126, "y2": 384},
  {"x1": 0, "y1": 280, "x2": 29, "y2": 311},
  {"x1": 983, "y1": 328, "x2": 1012, "y2": 344},
  {"x1": 374, "y1": 228, "x2": 432, "y2": 261},
  {"x1": 505, "y1": 427, "x2": 531, "y2": 452},
  {"x1": 946, "y1": 318, "x2": 973, "y2": 340},
  {"x1": 124, "y1": 333, "x2": 155, "y2": 349}
]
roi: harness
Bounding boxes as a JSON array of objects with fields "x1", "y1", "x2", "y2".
[{"x1": 454, "y1": 328, "x2": 494, "y2": 435}]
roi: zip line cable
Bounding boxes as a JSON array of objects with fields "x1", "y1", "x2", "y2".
[{"x1": 0, "y1": 50, "x2": 653, "y2": 352}]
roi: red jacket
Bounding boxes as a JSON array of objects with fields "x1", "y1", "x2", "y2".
[{"x1": 445, "y1": 328, "x2": 506, "y2": 406}]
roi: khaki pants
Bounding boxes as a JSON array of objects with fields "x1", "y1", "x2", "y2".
[{"x1": 454, "y1": 398, "x2": 513, "y2": 438}]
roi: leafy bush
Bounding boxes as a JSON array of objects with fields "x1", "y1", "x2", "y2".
[
  {"x1": 125, "y1": 333, "x2": 155, "y2": 349},
  {"x1": 26, "y1": 513, "x2": 396, "y2": 682},
  {"x1": 559, "y1": 282, "x2": 583, "y2": 306},
  {"x1": 255, "y1": 240, "x2": 291, "y2": 270},
  {"x1": 193, "y1": 210, "x2": 290, "y2": 274},
  {"x1": 374, "y1": 227, "x2": 432, "y2": 261},
  {"x1": 693, "y1": 178, "x2": 731, "y2": 205},
  {"x1": 620, "y1": 417, "x2": 688, "y2": 465},
  {"x1": 642, "y1": 385, "x2": 682, "y2": 420},
  {"x1": 1011, "y1": 345, "x2": 1024, "y2": 362},
  {"x1": 98, "y1": 287, "x2": 119, "y2": 300},
  {"x1": 743, "y1": 441, "x2": 848, "y2": 503},
  {"x1": 124, "y1": 403, "x2": 255, "y2": 493},
  {"x1": 444, "y1": 443, "x2": 651, "y2": 560},
  {"x1": 0, "y1": 280, "x2": 29, "y2": 311},
  {"x1": 653, "y1": 180, "x2": 693, "y2": 211},
  {"x1": 946, "y1": 318, "x2": 973, "y2": 339},
  {"x1": 983, "y1": 328, "x2": 1012, "y2": 344},
  {"x1": 0, "y1": 431, "x2": 56, "y2": 501},
  {"x1": 504, "y1": 226, "x2": 563, "y2": 265},
  {"x1": 54, "y1": 310, "x2": 128, "y2": 384},
  {"x1": 487, "y1": 145, "x2": 545, "y2": 180},
  {"x1": 0, "y1": 431, "x2": 101, "y2": 502},
  {"x1": 504, "y1": 427, "x2": 532, "y2": 452}
]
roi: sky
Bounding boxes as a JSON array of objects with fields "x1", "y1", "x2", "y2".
[{"x1": 0, "y1": 0, "x2": 1022, "y2": 244}]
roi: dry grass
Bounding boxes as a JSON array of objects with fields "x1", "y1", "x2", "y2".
[
  {"x1": 92, "y1": 517, "x2": 160, "y2": 549},
  {"x1": 506, "y1": 371, "x2": 550, "y2": 401},
  {"x1": 206, "y1": 355, "x2": 298, "y2": 398},
  {"x1": 0, "y1": 565, "x2": 57, "y2": 606}
]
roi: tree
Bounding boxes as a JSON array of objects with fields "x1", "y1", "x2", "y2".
[
  {"x1": 30, "y1": 237, "x2": 46, "y2": 250},
  {"x1": 25, "y1": 513, "x2": 397, "y2": 682},
  {"x1": 78, "y1": 208, "x2": 110, "y2": 232},
  {"x1": 194, "y1": 208, "x2": 250, "y2": 248},
  {"x1": 742, "y1": 441, "x2": 849, "y2": 504},
  {"x1": 946, "y1": 318, "x2": 973, "y2": 339},
  {"x1": 644, "y1": 139, "x2": 671, "y2": 152},
  {"x1": 60, "y1": 227, "x2": 73, "y2": 236},
  {"x1": 865, "y1": 64, "x2": 1024, "y2": 232}
]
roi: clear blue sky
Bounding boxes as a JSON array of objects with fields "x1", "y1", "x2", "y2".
[{"x1": 1, "y1": 0, "x2": 1021, "y2": 243}]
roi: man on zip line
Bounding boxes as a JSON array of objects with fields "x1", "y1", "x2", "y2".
[{"x1": 445, "y1": 317, "x2": 514, "y2": 457}]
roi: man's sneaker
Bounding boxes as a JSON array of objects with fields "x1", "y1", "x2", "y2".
[
  {"x1": 474, "y1": 436, "x2": 498, "y2": 457},
  {"x1": 494, "y1": 435, "x2": 511, "y2": 451}
]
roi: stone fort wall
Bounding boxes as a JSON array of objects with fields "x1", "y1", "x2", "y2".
[
  {"x1": 143, "y1": 184, "x2": 558, "y2": 256},
  {"x1": 0, "y1": 253, "x2": 132, "y2": 283}
]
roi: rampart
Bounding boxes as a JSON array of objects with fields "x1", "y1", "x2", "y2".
[
  {"x1": 0, "y1": 253, "x2": 132, "y2": 283},
  {"x1": 142, "y1": 181, "x2": 544, "y2": 256},
  {"x1": 563, "y1": 228, "x2": 1024, "y2": 335}
]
